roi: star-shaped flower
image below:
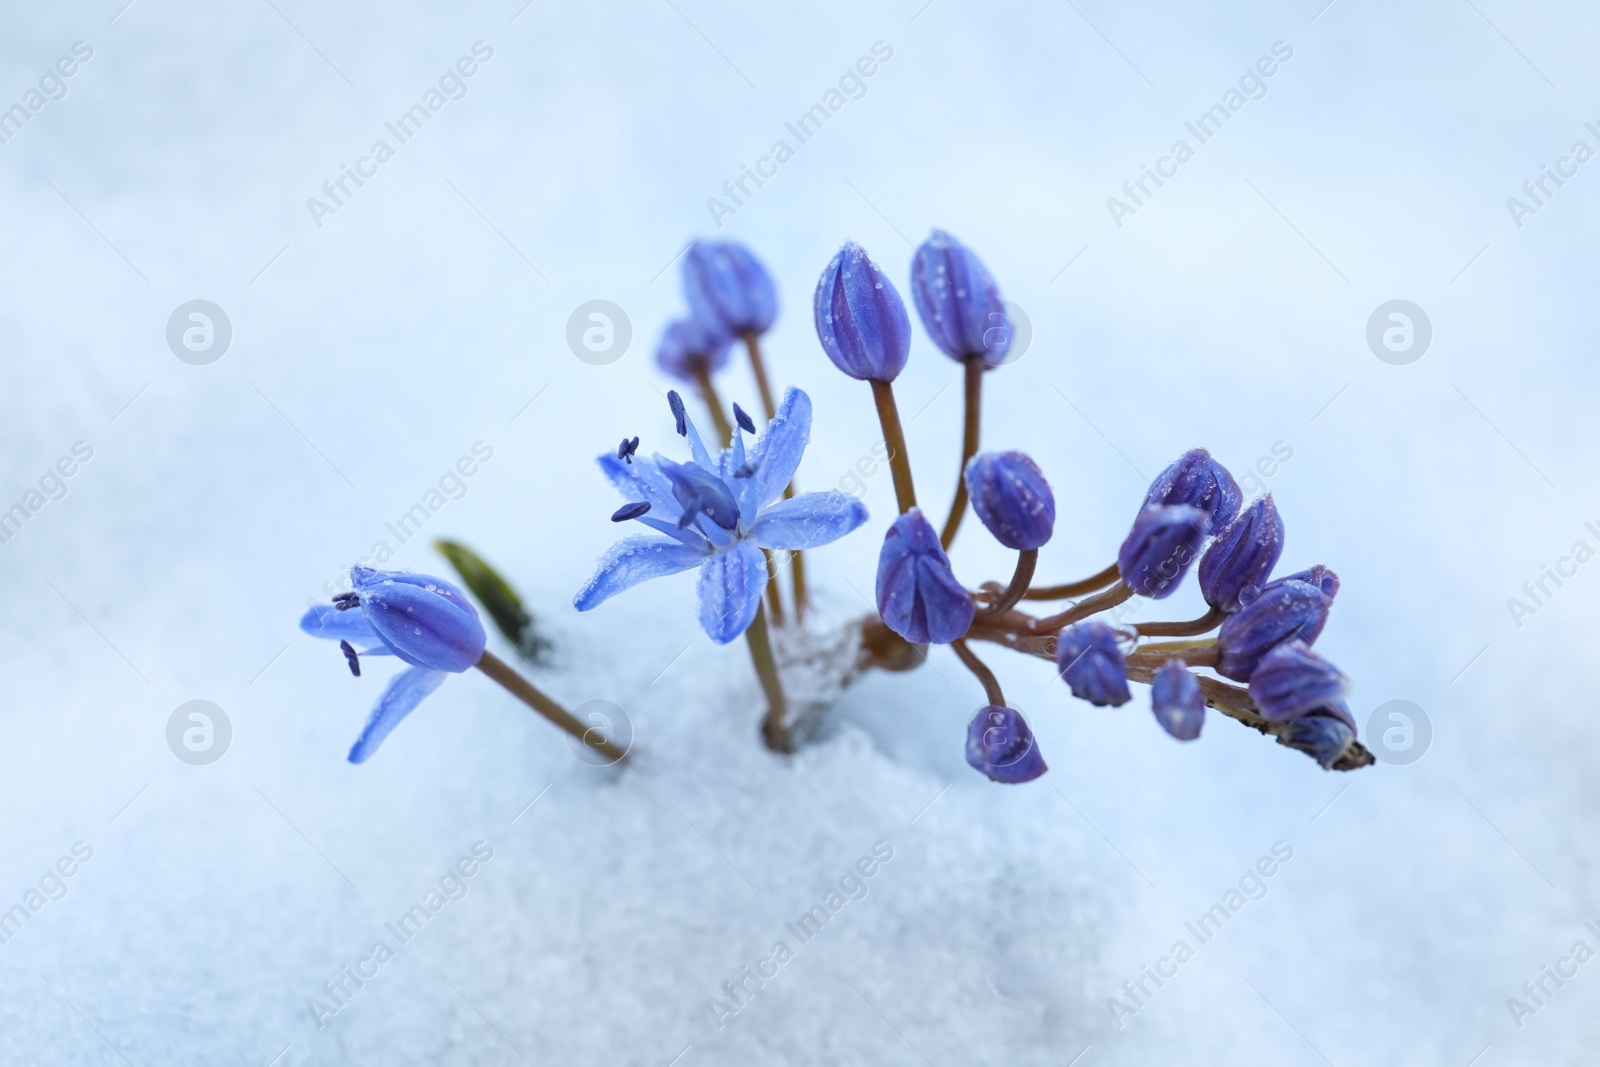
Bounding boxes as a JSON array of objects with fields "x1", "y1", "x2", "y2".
[{"x1": 574, "y1": 387, "x2": 868, "y2": 643}]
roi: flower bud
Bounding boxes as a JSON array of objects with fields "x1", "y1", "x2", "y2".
[
  {"x1": 814, "y1": 242, "x2": 912, "y2": 382},
  {"x1": 350, "y1": 567, "x2": 487, "y2": 673},
  {"x1": 654, "y1": 317, "x2": 733, "y2": 383},
  {"x1": 1143, "y1": 448, "x2": 1242, "y2": 529},
  {"x1": 1215, "y1": 578, "x2": 1330, "y2": 681},
  {"x1": 1199, "y1": 495, "x2": 1285, "y2": 612},
  {"x1": 875, "y1": 508, "x2": 975, "y2": 644},
  {"x1": 1279, "y1": 708, "x2": 1356, "y2": 769},
  {"x1": 1150, "y1": 661, "x2": 1205, "y2": 740},
  {"x1": 910, "y1": 229, "x2": 1011, "y2": 366},
  {"x1": 1118, "y1": 505, "x2": 1209, "y2": 599},
  {"x1": 1056, "y1": 621, "x2": 1131, "y2": 707},
  {"x1": 1248, "y1": 641, "x2": 1349, "y2": 722},
  {"x1": 682, "y1": 240, "x2": 777, "y2": 336},
  {"x1": 964, "y1": 451, "x2": 1055, "y2": 550},
  {"x1": 964, "y1": 704, "x2": 1048, "y2": 783},
  {"x1": 1258, "y1": 565, "x2": 1340, "y2": 603}
]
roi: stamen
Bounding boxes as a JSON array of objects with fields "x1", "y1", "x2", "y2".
[
  {"x1": 611, "y1": 501, "x2": 651, "y2": 522},
  {"x1": 667, "y1": 391, "x2": 688, "y2": 436},
  {"x1": 617, "y1": 436, "x2": 640, "y2": 464},
  {"x1": 333, "y1": 592, "x2": 360, "y2": 611},
  {"x1": 732, "y1": 461, "x2": 758, "y2": 479},
  {"x1": 339, "y1": 639, "x2": 361, "y2": 677},
  {"x1": 733, "y1": 402, "x2": 756, "y2": 434}
]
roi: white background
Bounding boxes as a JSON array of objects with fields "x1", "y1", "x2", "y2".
[{"x1": 1, "y1": 0, "x2": 1597, "y2": 1063}]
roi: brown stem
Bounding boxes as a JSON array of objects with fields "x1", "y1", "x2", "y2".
[
  {"x1": 951, "y1": 639, "x2": 1006, "y2": 707},
  {"x1": 741, "y1": 332, "x2": 777, "y2": 420},
  {"x1": 690, "y1": 364, "x2": 733, "y2": 447},
  {"x1": 869, "y1": 379, "x2": 917, "y2": 514},
  {"x1": 788, "y1": 547, "x2": 808, "y2": 622},
  {"x1": 976, "y1": 549, "x2": 1037, "y2": 620},
  {"x1": 1127, "y1": 648, "x2": 1220, "y2": 670},
  {"x1": 939, "y1": 355, "x2": 983, "y2": 549},
  {"x1": 1137, "y1": 637, "x2": 1217, "y2": 654},
  {"x1": 1029, "y1": 580, "x2": 1135, "y2": 632},
  {"x1": 1133, "y1": 606, "x2": 1224, "y2": 637},
  {"x1": 746, "y1": 604, "x2": 792, "y2": 752},
  {"x1": 475, "y1": 650, "x2": 628, "y2": 764},
  {"x1": 960, "y1": 632, "x2": 1375, "y2": 771},
  {"x1": 1023, "y1": 562, "x2": 1121, "y2": 601}
]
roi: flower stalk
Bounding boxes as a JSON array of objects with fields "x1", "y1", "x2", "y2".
[
  {"x1": 939, "y1": 355, "x2": 984, "y2": 548},
  {"x1": 745, "y1": 604, "x2": 792, "y2": 752},
  {"x1": 870, "y1": 379, "x2": 917, "y2": 513},
  {"x1": 475, "y1": 650, "x2": 628, "y2": 763}
]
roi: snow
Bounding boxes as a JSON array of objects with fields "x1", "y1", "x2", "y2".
[{"x1": 2, "y1": 0, "x2": 1599, "y2": 1063}]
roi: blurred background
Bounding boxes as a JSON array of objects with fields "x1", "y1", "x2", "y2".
[{"x1": 1, "y1": 0, "x2": 1596, "y2": 1063}]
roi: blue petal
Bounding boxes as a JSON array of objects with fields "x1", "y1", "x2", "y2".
[
  {"x1": 352, "y1": 569, "x2": 487, "y2": 673},
  {"x1": 749, "y1": 387, "x2": 812, "y2": 506},
  {"x1": 574, "y1": 535, "x2": 707, "y2": 611},
  {"x1": 347, "y1": 666, "x2": 448, "y2": 764},
  {"x1": 749, "y1": 491, "x2": 868, "y2": 549},
  {"x1": 599, "y1": 452, "x2": 680, "y2": 518},
  {"x1": 875, "y1": 509, "x2": 974, "y2": 644},
  {"x1": 300, "y1": 604, "x2": 379, "y2": 644},
  {"x1": 696, "y1": 541, "x2": 767, "y2": 644}
]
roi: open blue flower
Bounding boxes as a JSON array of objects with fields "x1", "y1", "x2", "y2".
[
  {"x1": 575, "y1": 386, "x2": 867, "y2": 644},
  {"x1": 300, "y1": 567, "x2": 487, "y2": 764}
]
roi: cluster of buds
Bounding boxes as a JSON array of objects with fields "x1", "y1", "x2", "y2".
[{"x1": 802, "y1": 235, "x2": 1370, "y2": 780}]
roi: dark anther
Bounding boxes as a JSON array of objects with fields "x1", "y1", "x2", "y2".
[
  {"x1": 732, "y1": 461, "x2": 758, "y2": 479},
  {"x1": 733, "y1": 402, "x2": 756, "y2": 434},
  {"x1": 667, "y1": 390, "x2": 688, "y2": 436},
  {"x1": 333, "y1": 592, "x2": 360, "y2": 611},
  {"x1": 611, "y1": 501, "x2": 651, "y2": 522},
  {"x1": 617, "y1": 436, "x2": 640, "y2": 464},
  {"x1": 339, "y1": 639, "x2": 361, "y2": 677}
]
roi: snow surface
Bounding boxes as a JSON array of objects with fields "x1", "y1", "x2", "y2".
[{"x1": 2, "y1": 0, "x2": 1599, "y2": 1063}]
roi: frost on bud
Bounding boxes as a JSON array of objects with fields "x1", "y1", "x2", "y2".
[
  {"x1": 1118, "y1": 505, "x2": 1209, "y2": 599},
  {"x1": 1056, "y1": 621, "x2": 1131, "y2": 707},
  {"x1": 1248, "y1": 641, "x2": 1350, "y2": 722},
  {"x1": 1143, "y1": 448, "x2": 1242, "y2": 529},
  {"x1": 1199, "y1": 495, "x2": 1285, "y2": 612},
  {"x1": 964, "y1": 451, "x2": 1055, "y2": 550},
  {"x1": 875, "y1": 509, "x2": 975, "y2": 644},
  {"x1": 1216, "y1": 578, "x2": 1331, "y2": 681},
  {"x1": 964, "y1": 705, "x2": 1048, "y2": 783},
  {"x1": 814, "y1": 242, "x2": 913, "y2": 382},
  {"x1": 910, "y1": 229, "x2": 1011, "y2": 366}
]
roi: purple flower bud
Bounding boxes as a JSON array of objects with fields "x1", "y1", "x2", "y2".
[
  {"x1": 1248, "y1": 641, "x2": 1350, "y2": 722},
  {"x1": 682, "y1": 240, "x2": 777, "y2": 336},
  {"x1": 654, "y1": 317, "x2": 733, "y2": 383},
  {"x1": 814, "y1": 242, "x2": 912, "y2": 382},
  {"x1": 1118, "y1": 505, "x2": 1209, "y2": 599},
  {"x1": 1216, "y1": 578, "x2": 1330, "y2": 681},
  {"x1": 1280, "y1": 709, "x2": 1356, "y2": 769},
  {"x1": 910, "y1": 230, "x2": 1011, "y2": 366},
  {"x1": 1143, "y1": 448, "x2": 1242, "y2": 529},
  {"x1": 964, "y1": 451, "x2": 1055, "y2": 550},
  {"x1": 1150, "y1": 662, "x2": 1205, "y2": 740},
  {"x1": 1199, "y1": 495, "x2": 1285, "y2": 612},
  {"x1": 964, "y1": 704, "x2": 1048, "y2": 783},
  {"x1": 1056, "y1": 621, "x2": 1131, "y2": 707},
  {"x1": 875, "y1": 508, "x2": 975, "y2": 644},
  {"x1": 349, "y1": 567, "x2": 487, "y2": 673},
  {"x1": 1258, "y1": 565, "x2": 1340, "y2": 603}
]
